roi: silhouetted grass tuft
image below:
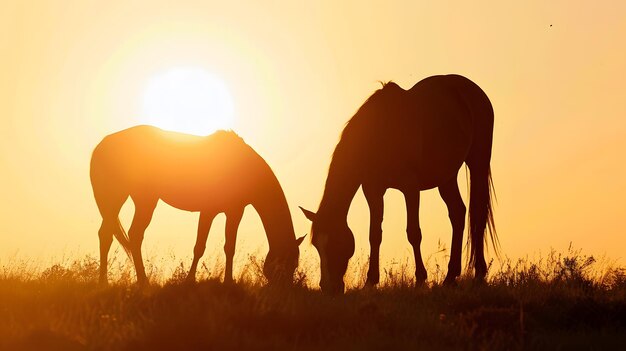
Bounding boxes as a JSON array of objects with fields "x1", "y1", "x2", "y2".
[{"x1": 0, "y1": 247, "x2": 625, "y2": 350}]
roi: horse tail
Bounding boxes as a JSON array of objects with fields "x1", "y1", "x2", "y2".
[
  {"x1": 467, "y1": 164, "x2": 498, "y2": 269},
  {"x1": 114, "y1": 218, "x2": 133, "y2": 260}
]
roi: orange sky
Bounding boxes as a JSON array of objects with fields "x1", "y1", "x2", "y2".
[{"x1": 1, "y1": 1, "x2": 625, "y2": 278}]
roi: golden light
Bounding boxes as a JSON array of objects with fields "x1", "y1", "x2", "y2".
[{"x1": 141, "y1": 67, "x2": 235, "y2": 135}]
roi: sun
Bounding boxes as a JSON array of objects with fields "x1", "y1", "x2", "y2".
[{"x1": 141, "y1": 67, "x2": 235, "y2": 136}]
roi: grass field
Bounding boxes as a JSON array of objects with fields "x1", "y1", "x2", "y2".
[{"x1": 1, "y1": 248, "x2": 625, "y2": 351}]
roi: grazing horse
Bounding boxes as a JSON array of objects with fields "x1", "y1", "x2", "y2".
[
  {"x1": 90, "y1": 125, "x2": 305, "y2": 285},
  {"x1": 300, "y1": 75, "x2": 498, "y2": 294}
]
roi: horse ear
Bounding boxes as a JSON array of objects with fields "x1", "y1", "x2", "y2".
[
  {"x1": 299, "y1": 206, "x2": 316, "y2": 221},
  {"x1": 296, "y1": 234, "x2": 307, "y2": 246}
]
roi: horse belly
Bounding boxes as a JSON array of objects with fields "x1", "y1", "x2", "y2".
[
  {"x1": 136, "y1": 167, "x2": 249, "y2": 212},
  {"x1": 415, "y1": 137, "x2": 470, "y2": 189},
  {"x1": 364, "y1": 161, "x2": 443, "y2": 191}
]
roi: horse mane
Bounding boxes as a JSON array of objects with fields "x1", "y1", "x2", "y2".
[
  {"x1": 200, "y1": 130, "x2": 252, "y2": 156},
  {"x1": 208, "y1": 130, "x2": 245, "y2": 144},
  {"x1": 344, "y1": 81, "x2": 400, "y2": 125},
  {"x1": 332, "y1": 81, "x2": 405, "y2": 162}
]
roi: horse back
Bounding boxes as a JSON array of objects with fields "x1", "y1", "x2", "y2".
[{"x1": 91, "y1": 125, "x2": 269, "y2": 211}]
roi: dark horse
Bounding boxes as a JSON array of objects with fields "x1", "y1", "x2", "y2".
[
  {"x1": 300, "y1": 75, "x2": 497, "y2": 293},
  {"x1": 91, "y1": 125, "x2": 305, "y2": 285}
]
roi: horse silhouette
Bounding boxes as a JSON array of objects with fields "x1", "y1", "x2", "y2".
[
  {"x1": 90, "y1": 125, "x2": 305, "y2": 285},
  {"x1": 300, "y1": 75, "x2": 497, "y2": 294}
]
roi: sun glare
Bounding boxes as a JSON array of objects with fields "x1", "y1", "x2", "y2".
[{"x1": 141, "y1": 67, "x2": 235, "y2": 136}]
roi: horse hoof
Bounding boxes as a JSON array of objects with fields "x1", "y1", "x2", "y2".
[
  {"x1": 473, "y1": 276, "x2": 487, "y2": 286},
  {"x1": 363, "y1": 280, "x2": 378, "y2": 289},
  {"x1": 443, "y1": 277, "x2": 458, "y2": 287},
  {"x1": 414, "y1": 279, "x2": 427, "y2": 288},
  {"x1": 136, "y1": 277, "x2": 149, "y2": 288}
]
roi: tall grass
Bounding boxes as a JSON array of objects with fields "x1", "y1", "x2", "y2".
[{"x1": 0, "y1": 247, "x2": 625, "y2": 350}]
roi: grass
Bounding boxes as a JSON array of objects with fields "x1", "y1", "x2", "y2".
[{"x1": 0, "y1": 248, "x2": 625, "y2": 350}]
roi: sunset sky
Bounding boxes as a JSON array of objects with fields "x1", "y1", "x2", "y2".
[{"x1": 1, "y1": 1, "x2": 625, "y2": 280}]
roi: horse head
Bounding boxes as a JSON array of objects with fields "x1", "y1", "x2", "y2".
[
  {"x1": 263, "y1": 235, "x2": 306, "y2": 285},
  {"x1": 300, "y1": 207, "x2": 355, "y2": 294}
]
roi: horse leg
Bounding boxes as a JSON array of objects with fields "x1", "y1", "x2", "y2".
[
  {"x1": 404, "y1": 189, "x2": 427, "y2": 284},
  {"x1": 439, "y1": 177, "x2": 467, "y2": 285},
  {"x1": 96, "y1": 193, "x2": 127, "y2": 285},
  {"x1": 363, "y1": 185, "x2": 385, "y2": 287},
  {"x1": 187, "y1": 211, "x2": 216, "y2": 282},
  {"x1": 128, "y1": 197, "x2": 157, "y2": 286},
  {"x1": 224, "y1": 207, "x2": 244, "y2": 283},
  {"x1": 98, "y1": 219, "x2": 115, "y2": 285},
  {"x1": 466, "y1": 160, "x2": 492, "y2": 281}
]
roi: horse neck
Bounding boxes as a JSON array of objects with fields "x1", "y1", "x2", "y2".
[
  {"x1": 317, "y1": 141, "x2": 362, "y2": 224},
  {"x1": 251, "y1": 170, "x2": 297, "y2": 256}
]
